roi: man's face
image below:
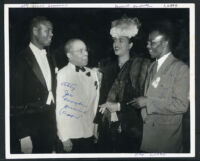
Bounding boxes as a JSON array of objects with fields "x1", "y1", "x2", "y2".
[
  {"x1": 112, "y1": 36, "x2": 132, "y2": 56},
  {"x1": 67, "y1": 40, "x2": 88, "y2": 67},
  {"x1": 34, "y1": 21, "x2": 53, "y2": 48},
  {"x1": 147, "y1": 31, "x2": 166, "y2": 59}
]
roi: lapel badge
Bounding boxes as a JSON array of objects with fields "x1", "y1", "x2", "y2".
[{"x1": 152, "y1": 77, "x2": 161, "y2": 88}]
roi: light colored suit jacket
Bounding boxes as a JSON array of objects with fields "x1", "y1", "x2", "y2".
[
  {"x1": 56, "y1": 63, "x2": 100, "y2": 142},
  {"x1": 140, "y1": 54, "x2": 189, "y2": 153}
]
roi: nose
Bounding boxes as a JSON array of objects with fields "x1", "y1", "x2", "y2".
[
  {"x1": 49, "y1": 30, "x2": 53, "y2": 37},
  {"x1": 83, "y1": 49, "x2": 88, "y2": 56},
  {"x1": 114, "y1": 43, "x2": 118, "y2": 48},
  {"x1": 146, "y1": 41, "x2": 151, "y2": 49},
  {"x1": 114, "y1": 40, "x2": 119, "y2": 47},
  {"x1": 113, "y1": 39, "x2": 119, "y2": 46}
]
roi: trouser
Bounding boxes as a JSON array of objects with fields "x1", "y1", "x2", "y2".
[
  {"x1": 71, "y1": 136, "x2": 95, "y2": 153},
  {"x1": 31, "y1": 109, "x2": 57, "y2": 153},
  {"x1": 118, "y1": 131, "x2": 142, "y2": 153},
  {"x1": 11, "y1": 107, "x2": 57, "y2": 153},
  {"x1": 97, "y1": 121, "x2": 119, "y2": 153},
  {"x1": 98, "y1": 122, "x2": 142, "y2": 153}
]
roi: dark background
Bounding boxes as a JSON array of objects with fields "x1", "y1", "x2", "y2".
[
  {"x1": 1, "y1": 1, "x2": 200, "y2": 160},
  {"x1": 9, "y1": 8, "x2": 189, "y2": 69}
]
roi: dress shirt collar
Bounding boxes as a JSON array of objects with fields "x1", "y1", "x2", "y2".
[
  {"x1": 156, "y1": 52, "x2": 171, "y2": 72},
  {"x1": 67, "y1": 62, "x2": 91, "y2": 77},
  {"x1": 29, "y1": 42, "x2": 47, "y2": 56}
]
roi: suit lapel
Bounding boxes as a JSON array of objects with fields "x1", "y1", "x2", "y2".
[
  {"x1": 144, "y1": 54, "x2": 176, "y2": 95},
  {"x1": 46, "y1": 54, "x2": 55, "y2": 80},
  {"x1": 144, "y1": 63, "x2": 154, "y2": 95},
  {"x1": 155, "y1": 54, "x2": 176, "y2": 77},
  {"x1": 46, "y1": 53, "x2": 56, "y2": 96},
  {"x1": 24, "y1": 47, "x2": 47, "y2": 89}
]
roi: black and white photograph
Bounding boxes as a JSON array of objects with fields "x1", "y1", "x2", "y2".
[{"x1": 4, "y1": 3, "x2": 195, "y2": 159}]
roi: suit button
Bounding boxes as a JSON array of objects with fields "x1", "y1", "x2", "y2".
[{"x1": 38, "y1": 97, "x2": 41, "y2": 101}]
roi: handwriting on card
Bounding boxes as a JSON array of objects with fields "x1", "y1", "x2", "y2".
[{"x1": 60, "y1": 82, "x2": 87, "y2": 119}]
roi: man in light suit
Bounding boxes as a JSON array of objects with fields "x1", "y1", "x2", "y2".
[
  {"x1": 56, "y1": 39, "x2": 100, "y2": 153},
  {"x1": 131, "y1": 22, "x2": 189, "y2": 152},
  {"x1": 10, "y1": 16, "x2": 57, "y2": 153}
]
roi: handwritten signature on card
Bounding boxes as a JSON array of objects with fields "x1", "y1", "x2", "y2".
[
  {"x1": 59, "y1": 104, "x2": 87, "y2": 119},
  {"x1": 60, "y1": 110, "x2": 81, "y2": 119},
  {"x1": 61, "y1": 82, "x2": 77, "y2": 92},
  {"x1": 60, "y1": 82, "x2": 87, "y2": 119}
]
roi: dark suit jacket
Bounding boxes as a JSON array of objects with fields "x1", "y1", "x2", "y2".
[{"x1": 10, "y1": 46, "x2": 57, "y2": 148}]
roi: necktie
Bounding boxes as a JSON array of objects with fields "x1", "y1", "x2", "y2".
[
  {"x1": 75, "y1": 66, "x2": 90, "y2": 77},
  {"x1": 151, "y1": 61, "x2": 158, "y2": 81},
  {"x1": 75, "y1": 66, "x2": 86, "y2": 72}
]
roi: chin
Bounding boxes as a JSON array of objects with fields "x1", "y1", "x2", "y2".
[
  {"x1": 44, "y1": 44, "x2": 50, "y2": 48},
  {"x1": 45, "y1": 41, "x2": 51, "y2": 46},
  {"x1": 150, "y1": 56, "x2": 155, "y2": 59},
  {"x1": 114, "y1": 51, "x2": 121, "y2": 56},
  {"x1": 149, "y1": 53, "x2": 155, "y2": 58},
  {"x1": 82, "y1": 62, "x2": 88, "y2": 67}
]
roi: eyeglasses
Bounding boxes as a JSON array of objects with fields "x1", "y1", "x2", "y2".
[
  {"x1": 147, "y1": 35, "x2": 164, "y2": 47},
  {"x1": 70, "y1": 48, "x2": 89, "y2": 53}
]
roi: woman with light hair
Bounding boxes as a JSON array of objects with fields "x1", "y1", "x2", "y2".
[{"x1": 96, "y1": 16, "x2": 151, "y2": 152}]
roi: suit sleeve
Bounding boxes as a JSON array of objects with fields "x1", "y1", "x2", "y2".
[
  {"x1": 10, "y1": 56, "x2": 26, "y2": 107},
  {"x1": 146, "y1": 63, "x2": 189, "y2": 115}
]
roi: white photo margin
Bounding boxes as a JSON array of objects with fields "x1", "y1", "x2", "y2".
[{"x1": 4, "y1": 3, "x2": 195, "y2": 159}]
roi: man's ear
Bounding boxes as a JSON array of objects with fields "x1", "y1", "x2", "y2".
[
  {"x1": 67, "y1": 53, "x2": 71, "y2": 59},
  {"x1": 165, "y1": 41, "x2": 169, "y2": 46},
  {"x1": 32, "y1": 27, "x2": 38, "y2": 36},
  {"x1": 163, "y1": 40, "x2": 168, "y2": 48}
]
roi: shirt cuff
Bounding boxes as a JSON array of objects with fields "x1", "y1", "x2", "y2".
[
  {"x1": 117, "y1": 102, "x2": 121, "y2": 111},
  {"x1": 111, "y1": 112, "x2": 118, "y2": 122}
]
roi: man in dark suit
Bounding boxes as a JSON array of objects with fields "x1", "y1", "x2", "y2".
[{"x1": 10, "y1": 16, "x2": 57, "y2": 153}]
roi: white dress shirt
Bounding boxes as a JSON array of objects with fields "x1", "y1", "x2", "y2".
[
  {"x1": 29, "y1": 42, "x2": 54, "y2": 104},
  {"x1": 156, "y1": 52, "x2": 171, "y2": 72},
  {"x1": 56, "y1": 63, "x2": 100, "y2": 142}
]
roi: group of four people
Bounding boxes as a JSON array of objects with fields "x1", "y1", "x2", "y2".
[{"x1": 10, "y1": 15, "x2": 189, "y2": 154}]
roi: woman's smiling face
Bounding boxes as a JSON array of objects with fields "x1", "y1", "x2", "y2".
[{"x1": 112, "y1": 36, "x2": 133, "y2": 57}]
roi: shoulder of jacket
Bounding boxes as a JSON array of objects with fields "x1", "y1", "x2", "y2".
[
  {"x1": 57, "y1": 64, "x2": 70, "y2": 75},
  {"x1": 13, "y1": 47, "x2": 29, "y2": 67},
  {"x1": 171, "y1": 57, "x2": 189, "y2": 70},
  {"x1": 130, "y1": 56, "x2": 151, "y2": 66}
]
